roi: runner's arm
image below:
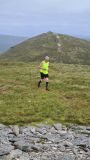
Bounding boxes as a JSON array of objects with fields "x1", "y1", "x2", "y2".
[{"x1": 38, "y1": 62, "x2": 46, "y2": 70}]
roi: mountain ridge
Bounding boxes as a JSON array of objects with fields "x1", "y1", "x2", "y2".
[{"x1": 0, "y1": 32, "x2": 90, "y2": 65}]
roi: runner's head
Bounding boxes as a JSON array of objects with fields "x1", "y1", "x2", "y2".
[{"x1": 45, "y1": 56, "x2": 49, "y2": 62}]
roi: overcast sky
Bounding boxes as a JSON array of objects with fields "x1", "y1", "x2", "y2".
[{"x1": 0, "y1": 0, "x2": 90, "y2": 37}]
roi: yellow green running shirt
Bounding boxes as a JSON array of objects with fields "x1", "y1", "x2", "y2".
[{"x1": 40, "y1": 60, "x2": 49, "y2": 74}]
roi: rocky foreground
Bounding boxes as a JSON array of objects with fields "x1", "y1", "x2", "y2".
[{"x1": 0, "y1": 123, "x2": 90, "y2": 160}]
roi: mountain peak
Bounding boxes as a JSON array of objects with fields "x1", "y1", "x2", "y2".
[
  {"x1": 0, "y1": 32, "x2": 90, "y2": 65},
  {"x1": 47, "y1": 31, "x2": 54, "y2": 34}
]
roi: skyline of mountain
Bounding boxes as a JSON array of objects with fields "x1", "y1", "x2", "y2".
[
  {"x1": 0, "y1": 33, "x2": 90, "y2": 54},
  {"x1": 0, "y1": 32, "x2": 90, "y2": 65}
]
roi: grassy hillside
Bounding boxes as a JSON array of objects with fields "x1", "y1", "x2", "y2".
[
  {"x1": 0, "y1": 32, "x2": 90, "y2": 65},
  {"x1": 0, "y1": 62, "x2": 90, "y2": 125}
]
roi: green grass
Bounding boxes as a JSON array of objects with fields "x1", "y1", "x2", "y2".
[{"x1": 0, "y1": 62, "x2": 90, "y2": 125}]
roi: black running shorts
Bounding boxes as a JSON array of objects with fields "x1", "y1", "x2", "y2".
[{"x1": 40, "y1": 72, "x2": 48, "y2": 79}]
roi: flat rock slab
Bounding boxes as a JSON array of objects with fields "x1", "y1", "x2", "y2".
[{"x1": 0, "y1": 144, "x2": 14, "y2": 156}]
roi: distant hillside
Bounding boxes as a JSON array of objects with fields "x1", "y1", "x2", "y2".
[
  {"x1": 0, "y1": 32, "x2": 90, "y2": 65},
  {"x1": 0, "y1": 35, "x2": 27, "y2": 53}
]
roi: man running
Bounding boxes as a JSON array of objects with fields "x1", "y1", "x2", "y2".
[{"x1": 38, "y1": 56, "x2": 49, "y2": 91}]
